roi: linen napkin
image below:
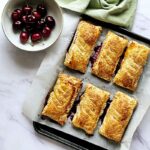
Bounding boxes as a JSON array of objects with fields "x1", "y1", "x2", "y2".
[{"x1": 55, "y1": 0, "x2": 137, "y2": 28}]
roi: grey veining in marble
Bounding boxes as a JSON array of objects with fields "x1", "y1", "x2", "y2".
[{"x1": 0, "y1": 0, "x2": 150, "y2": 150}]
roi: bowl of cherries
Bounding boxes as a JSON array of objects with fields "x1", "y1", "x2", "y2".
[{"x1": 2, "y1": 0, "x2": 63, "y2": 51}]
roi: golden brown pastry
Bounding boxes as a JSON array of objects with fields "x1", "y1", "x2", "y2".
[
  {"x1": 92, "y1": 31, "x2": 128, "y2": 81},
  {"x1": 42, "y1": 73, "x2": 82, "y2": 125},
  {"x1": 64, "y1": 20, "x2": 102, "y2": 73},
  {"x1": 99, "y1": 91, "x2": 137, "y2": 142},
  {"x1": 72, "y1": 84, "x2": 110, "y2": 134},
  {"x1": 113, "y1": 41, "x2": 150, "y2": 91}
]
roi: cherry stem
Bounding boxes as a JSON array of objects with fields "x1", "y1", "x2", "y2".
[{"x1": 26, "y1": 0, "x2": 30, "y2": 5}]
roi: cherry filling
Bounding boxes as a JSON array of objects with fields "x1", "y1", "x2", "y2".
[
  {"x1": 69, "y1": 99, "x2": 80, "y2": 120},
  {"x1": 43, "y1": 92, "x2": 50, "y2": 107},
  {"x1": 90, "y1": 44, "x2": 102, "y2": 67},
  {"x1": 100, "y1": 99, "x2": 112, "y2": 124},
  {"x1": 68, "y1": 92, "x2": 84, "y2": 120},
  {"x1": 114, "y1": 47, "x2": 127, "y2": 75},
  {"x1": 41, "y1": 91, "x2": 51, "y2": 120}
]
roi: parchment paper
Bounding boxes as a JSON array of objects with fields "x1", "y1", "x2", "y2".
[{"x1": 23, "y1": 10, "x2": 150, "y2": 150}]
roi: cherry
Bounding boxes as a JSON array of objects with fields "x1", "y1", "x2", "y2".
[
  {"x1": 45, "y1": 16, "x2": 55, "y2": 29},
  {"x1": 11, "y1": 9, "x2": 22, "y2": 21},
  {"x1": 11, "y1": 12, "x2": 19, "y2": 21},
  {"x1": 32, "y1": 11, "x2": 41, "y2": 21},
  {"x1": 37, "y1": 4, "x2": 47, "y2": 17},
  {"x1": 13, "y1": 20, "x2": 23, "y2": 30},
  {"x1": 20, "y1": 31, "x2": 29, "y2": 43},
  {"x1": 36, "y1": 18, "x2": 45, "y2": 30},
  {"x1": 42, "y1": 26, "x2": 51, "y2": 38},
  {"x1": 24, "y1": 15, "x2": 36, "y2": 32},
  {"x1": 10, "y1": 3, "x2": 56, "y2": 44},
  {"x1": 22, "y1": 5, "x2": 33, "y2": 15},
  {"x1": 31, "y1": 32, "x2": 42, "y2": 42},
  {"x1": 21, "y1": 15, "x2": 27, "y2": 24},
  {"x1": 15, "y1": 9, "x2": 22, "y2": 17},
  {"x1": 25, "y1": 24, "x2": 33, "y2": 32},
  {"x1": 27, "y1": 15, "x2": 36, "y2": 23}
]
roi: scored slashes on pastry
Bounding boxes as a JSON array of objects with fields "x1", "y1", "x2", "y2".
[
  {"x1": 72, "y1": 84, "x2": 110, "y2": 134},
  {"x1": 113, "y1": 41, "x2": 150, "y2": 91},
  {"x1": 92, "y1": 31, "x2": 128, "y2": 81},
  {"x1": 42, "y1": 73, "x2": 82, "y2": 125},
  {"x1": 99, "y1": 91, "x2": 137, "y2": 142},
  {"x1": 64, "y1": 20, "x2": 102, "y2": 73}
]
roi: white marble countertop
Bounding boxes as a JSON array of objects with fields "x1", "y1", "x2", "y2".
[{"x1": 0, "y1": 0, "x2": 150, "y2": 150}]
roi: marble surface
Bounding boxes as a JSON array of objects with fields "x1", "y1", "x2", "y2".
[{"x1": 0, "y1": 0, "x2": 150, "y2": 150}]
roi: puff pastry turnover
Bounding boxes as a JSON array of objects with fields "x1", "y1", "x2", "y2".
[
  {"x1": 113, "y1": 41, "x2": 150, "y2": 91},
  {"x1": 92, "y1": 31, "x2": 128, "y2": 81},
  {"x1": 99, "y1": 91, "x2": 137, "y2": 142},
  {"x1": 42, "y1": 73, "x2": 82, "y2": 125},
  {"x1": 72, "y1": 84, "x2": 110, "y2": 134},
  {"x1": 64, "y1": 20, "x2": 102, "y2": 73}
]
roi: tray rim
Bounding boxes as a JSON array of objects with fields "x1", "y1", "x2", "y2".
[
  {"x1": 33, "y1": 15, "x2": 150, "y2": 150},
  {"x1": 33, "y1": 121, "x2": 106, "y2": 150}
]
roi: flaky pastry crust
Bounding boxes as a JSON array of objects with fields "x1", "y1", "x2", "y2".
[
  {"x1": 72, "y1": 84, "x2": 110, "y2": 134},
  {"x1": 99, "y1": 91, "x2": 137, "y2": 142},
  {"x1": 64, "y1": 20, "x2": 102, "y2": 73},
  {"x1": 42, "y1": 73, "x2": 82, "y2": 125},
  {"x1": 113, "y1": 41, "x2": 150, "y2": 91},
  {"x1": 92, "y1": 31, "x2": 128, "y2": 81}
]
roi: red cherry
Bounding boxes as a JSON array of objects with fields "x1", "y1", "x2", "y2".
[
  {"x1": 26, "y1": 15, "x2": 36, "y2": 31},
  {"x1": 27, "y1": 15, "x2": 36, "y2": 23},
  {"x1": 42, "y1": 26, "x2": 51, "y2": 38},
  {"x1": 22, "y1": 5, "x2": 33, "y2": 15},
  {"x1": 45, "y1": 16, "x2": 55, "y2": 29},
  {"x1": 25, "y1": 24, "x2": 34, "y2": 32},
  {"x1": 36, "y1": 18, "x2": 45, "y2": 30},
  {"x1": 21, "y1": 15, "x2": 27, "y2": 24},
  {"x1": 20, "y1": 31, "x2": 29, "y2": 43},
  {"x1": 37, "y1": 4, "x2": 47, "y2": 17},
  {"x1": 11, "y1": 12, "x2": 19, "y2": 21},
  {"x1": 15, "y1": 9, "x2": 22, "y2": 17},
  {"x1": 13, "y1": 20, "x2": 23, "y2": 30},
  {"x1": 31, "y1": 32, "x2": 42, "y2": 42},
  {"x1": 11, "y1": 9, "x2": 22, "y2": 21},
  {"x1": 32, "y1": 11, "x2": 41, "y2": 21},
  {"x1": 25, "y1": 15, "x2": 36, "y2": 32}
]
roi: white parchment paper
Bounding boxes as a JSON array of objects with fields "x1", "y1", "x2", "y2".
[{"x1": 23, "y1": 10, "x2": 150, "y2": 150}]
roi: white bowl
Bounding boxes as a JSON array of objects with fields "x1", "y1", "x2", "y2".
[{"x1": 1, "y1": 0, "x2": 63, "y2": 51}]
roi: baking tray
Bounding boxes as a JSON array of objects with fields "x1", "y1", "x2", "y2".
[{"x1": 33, "y1": 15, "x2": 150, "y2": 150}]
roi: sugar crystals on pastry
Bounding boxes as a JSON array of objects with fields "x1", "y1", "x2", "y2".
[
  {"x1": 72, "y1": 84, "x2": 110, "y2": 134},
  {"x1": 42, "y1": 73, "x2": 82, "y2": 125},
  {"x1": 113, "y1": 41, "x2": 150, "y2": 91},
  {"x1": 64, "y1": 20, "x2": 102, "y2": 73},
  {"x1": 99, "y1": 91, "x2": 137, "y2": 142},
  {"x1": 92, "y1": 31, "x2": 128, "y2": 81}
]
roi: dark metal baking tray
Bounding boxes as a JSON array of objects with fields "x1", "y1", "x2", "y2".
[{"x1": 33, "y1": 15, "x2": 150, "y2": 150}]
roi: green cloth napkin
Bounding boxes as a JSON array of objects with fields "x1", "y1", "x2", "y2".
[{"x1": 55, "y1": 0, "x2": 137, "y2": 28}]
